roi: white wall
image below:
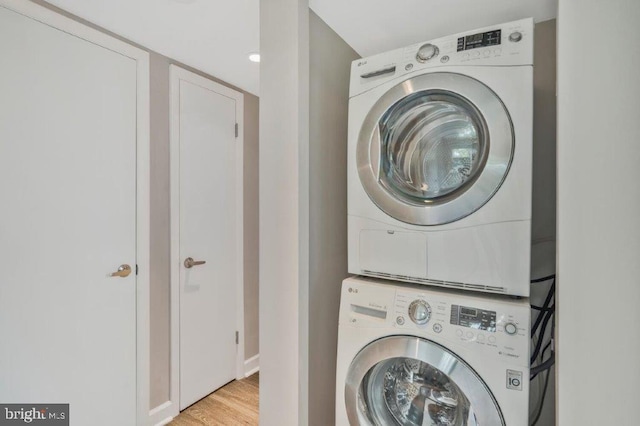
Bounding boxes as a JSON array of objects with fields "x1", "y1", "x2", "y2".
[
  {"x1": 243, "y1": 96, "x2": 260, "y2": 362},
  {"x1": 529, "y1": 19, "x2": 556, "y2": 426},
  {"x1": 308, "y1": 11, "x2": 359, "y2": 426},
  {"x1": 259, "y1": 0, "x2": 309, "y2": 424},
  {"x1": 260, "y1": 3, "x2": 359, "y2": 424},
  {"x1": 556, "y1": 1, "x2": 640, "y2": 424}
]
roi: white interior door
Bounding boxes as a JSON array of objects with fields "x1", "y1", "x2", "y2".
[
  {"x1": 171, "y1": 67, "x2": 243, "y2": 410},
  {"x1": 0, "y1": 2, "x2": 147, "y2": 425}
]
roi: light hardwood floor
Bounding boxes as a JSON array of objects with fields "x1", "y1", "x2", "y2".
[{"x1": 170, "y1": 373, "x2": 259, "y2": 426}]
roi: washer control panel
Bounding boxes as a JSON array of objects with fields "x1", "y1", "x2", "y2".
[
  {"x1": 393, "y1": 288, "x2": 530, "y2": 367},
  {"x1": 341, "y1": 278, "x2": 530, "y2": 367}
]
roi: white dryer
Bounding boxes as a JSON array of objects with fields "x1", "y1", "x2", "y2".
[
  {"x1": 348, "y1": 19, "x2": 535, "y2": 296},
  {"x1": 336, "y1": 276, "x2": 530, "y2": 426}
]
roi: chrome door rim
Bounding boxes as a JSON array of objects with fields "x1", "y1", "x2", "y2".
[
  {"x1": 344, "y1": 335, "x2": 504, "y2": 425},
  {"x1": 356, "y1": 72, "x2": 514, "y2": 225}
]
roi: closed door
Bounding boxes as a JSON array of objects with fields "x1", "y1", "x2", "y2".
[
  {"x1": 357, "y1": 72, "x2": 514, "y2": 225},
  {"x1": 0, "y1": 3, "x2": 143, "y2": 425},
  {"x1": 171, "y1": 67, "x2": 242, "y2": 410}
]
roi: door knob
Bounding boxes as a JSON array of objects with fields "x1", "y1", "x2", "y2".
[
  {"x1": 184, "y1": 257, "x2": 206, "y2": 269},
  {"x1": 110, "y1": 264, "x2": 132, "y2": 278}
]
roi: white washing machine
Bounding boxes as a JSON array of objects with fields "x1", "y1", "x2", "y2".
[
  {"x1": 336, "y1": 276, "x2": 530, "y2": 425},
  {"x1": 348, "y1": 19, "x2": 535, "y2": 296}
]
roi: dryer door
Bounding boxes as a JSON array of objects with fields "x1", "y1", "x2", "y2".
[
  {"x1": 344, "y1": 336, "x2": 504, "y2": 426},
  {"x1": 357, "y1": 72, "x2": 513, "y2": 225}
]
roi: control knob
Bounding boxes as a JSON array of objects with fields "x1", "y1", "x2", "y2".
[
  {"x1": 509, "y1": 31, "x2": 523, "y2": 42},
  {"x1": 505, "y1": 322, "x2": 518, "y2": 335},
  {"x1": 416, "y1": 43, "x2": 439, "y2": 62},
  {"x1": 408, "y1": 299, "x2": 432, "y2": 325}
]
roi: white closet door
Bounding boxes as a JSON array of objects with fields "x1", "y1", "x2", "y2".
[
  {"x1": 172, "y1": 68, "x2": 242, "y2": 410},
  {"x1": 0, "y1": 4, "x2": 140, "y2": 425}
]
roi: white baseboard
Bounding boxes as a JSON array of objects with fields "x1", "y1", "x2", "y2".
[
  {"x1": 244, "y1": 354, "x2": 260, "y2": 377},
  {"x1": 149, "y1": 400, "x2": 178, "y2": 426}
]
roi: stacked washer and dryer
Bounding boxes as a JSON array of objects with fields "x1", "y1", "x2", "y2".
[{"x1": 337, "y1": 18, "x2": 551, "y2": 426}]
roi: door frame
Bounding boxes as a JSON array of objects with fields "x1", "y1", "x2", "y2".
[
  {"x1": 0, "y1": 0, "x2": 151, "y2": 424},
  {"x1": 168, "y1": 65, "x2": 245, "y2": 418}
]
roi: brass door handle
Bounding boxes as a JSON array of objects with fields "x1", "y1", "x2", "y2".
[
  {"x1": 110, "y1": 264, "x2": 132, "y2": 278},
  {"x1": 184, "y1": 257, "x2": 206, "y2": 269}
]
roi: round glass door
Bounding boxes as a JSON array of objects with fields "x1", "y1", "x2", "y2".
[
  {"x1": 357, "y1": 73, "x2": 514, "y2": 225},
  {"x1": 379, "y1": 91, "x2": 488, "y2": 205},
  {"x1": 345, "y1": 336, "x2": 504, "y2": 426}
]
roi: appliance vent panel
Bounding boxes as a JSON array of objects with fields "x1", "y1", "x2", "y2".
[{"x1": 362, "y1": 270, "x2": 506, "y2": 294}]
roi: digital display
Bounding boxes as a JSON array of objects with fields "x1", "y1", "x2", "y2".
[
  {"x1": 450, "y1": 304, "x2": 496, "y2": 332},
  {"x1": 466, "y1": 34, "x2": 483, "y2": 43},
  {"x1": 461, "y1": 307, "x2": 477, "y2": 316},
  {"x1": 457, "y1": 29, "x2": 502, "y2": 52}
]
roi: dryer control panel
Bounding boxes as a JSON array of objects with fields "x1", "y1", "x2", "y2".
[{"x1": 350, "y1": 18, "x2": 534, "y2": 97}]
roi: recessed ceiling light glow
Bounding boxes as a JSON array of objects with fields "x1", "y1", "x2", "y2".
[{"x1": 248, "y1": 53, "x2": 261, "y2": 63}]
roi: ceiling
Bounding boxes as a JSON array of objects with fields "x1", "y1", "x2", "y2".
[
  {"x1": 309, "y1": 0, "x2": 557, "y2": 58},
  {"x1": 44, "y1": 0, "x2": 260, "y2": 95},
  {"x1": 42, "y1": 0, "x2": 557, "y2": 96}
]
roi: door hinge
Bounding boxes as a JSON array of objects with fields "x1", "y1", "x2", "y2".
[
  {"x1": 135, "y1": 264, "x2": 138, "y2": 275},
  {"x1": 235, "y1": 123, "x2": 239, "y2": 138},
  {"x1": 235, "y1": 331, "x2": 239, "y2": 345}
]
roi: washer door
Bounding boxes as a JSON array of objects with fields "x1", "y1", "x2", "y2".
[
  {"x1": 345, "y1": 336, "x2": 504, "y2": 426},
  {"x1": 357, "y1": 72, "x2": 513, "y2": 225}
]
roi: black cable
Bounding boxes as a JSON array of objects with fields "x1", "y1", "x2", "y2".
[
  {"x1": 531, "y1": 274, "x2": 556, "y2": 284},
  {"x1": 531, "y1": 280, "x2": 555, "y2": 334},
  {"x1": 530, "y1": 354, "x2": 555, "y2": 378},
  {"x1": 531, "y1": 305, "x2": 556, "y2": 312},
  {"x1": 531, "y1": 280, "x2": 555, "y2": 338},
  {"x1": 531, "y1": 311, "x2": 556, "y2": 380},
  {"x1": 547, "y1": 309, "x2": 556, "y2": 357},
  {"x1": 531, "y1": 336, "x2": 554, "y2": 380},
  {"x1": 531, "y1": 368, "x2": 552, "y2": 426},
  {"x1": 541, "y1": 340, "x2": 552, "y2": 359},
  {"x1": 531, "y1": 308, "x2": 554, "y2": 364}
]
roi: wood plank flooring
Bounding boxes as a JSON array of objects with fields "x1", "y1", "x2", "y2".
[{"x1": 170, "y1": 373, "x2": 259, "y2": 426}]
